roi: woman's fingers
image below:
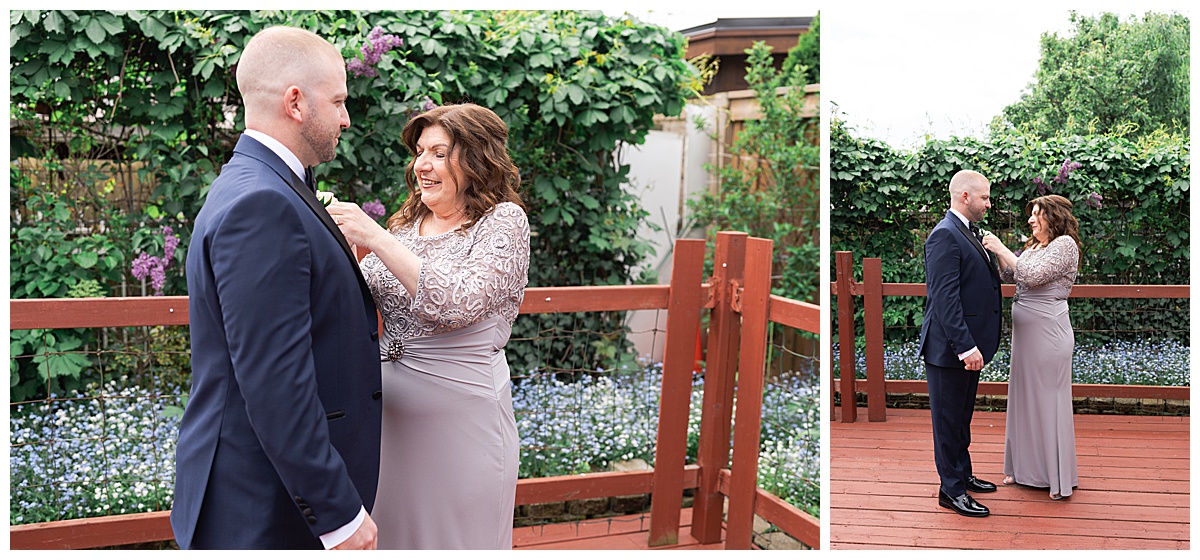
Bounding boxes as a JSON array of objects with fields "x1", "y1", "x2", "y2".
[{"x1": 326, "y1": 202, "x2": 382, "y2": 249}]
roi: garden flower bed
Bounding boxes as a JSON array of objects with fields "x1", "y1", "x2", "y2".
[
  {"x1": 11, "y1": 363, "x2": 820, "y2": 524},
  {"x1": 835, "y1": 337, "x2": 1190, "y2": 386}
]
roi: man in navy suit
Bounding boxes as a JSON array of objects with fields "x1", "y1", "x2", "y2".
[
  {"x1": 919, "y1": 169, "x2": 1002, "y2": 517},
  {"x1": 172, "y1": 26, "x2": 383, "y2": 549}
]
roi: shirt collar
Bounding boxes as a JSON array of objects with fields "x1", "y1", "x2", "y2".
[
  {"x1": 243, "y1": 129, "x2": 305, "y2": 183},
  {"x1": 949, "y1": 208, "x2": 971, "y2": 228}
]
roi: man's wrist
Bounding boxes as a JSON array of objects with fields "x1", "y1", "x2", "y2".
[{"x1": 319, "y1": 506, "x2": 366, "y2": 549}]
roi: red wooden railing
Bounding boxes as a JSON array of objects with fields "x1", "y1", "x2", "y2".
[
  {"x1": 832, "y1": 251, "x2": 1191, "y2": 423},
  {"x1": 9, "y1": 231, "x2": 820, "y2": 550}
]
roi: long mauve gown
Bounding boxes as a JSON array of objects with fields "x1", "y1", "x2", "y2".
[
  {"x1": 1000, "y1": 234, "x2": 1079, "y2": 498},
  {"x1": 360, "y1": 202, "x2": 529, "y2": 549}
]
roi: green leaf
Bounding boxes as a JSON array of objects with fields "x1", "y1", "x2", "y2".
[
  {"x1": 72, "y1": 251, "x2": 98, "y2": 269},
  {"x1": 53, "y1": 80, "x2": 72, "y2": 100},
  {"x1": 84, "y1": 16, "x2": 107, "y2": 44},
  {"x1": 566, "y1": 83, "x2": 586, "y2": 105},
  {"x1": 44, "y1": 11, "x2": 65, "y2": 33},
  {"x1": 578, "y1": 194, "x2": 600, "y2": 210},
  {"x1": 55, "y1": 334, "x2": 83, "y2": 352},
  {"x1": 134, "y1": 13, "x2": 164, "y2": 38},
  {"x1": 46, "y1": 38, "x2": 71, "y2": 65},
  {"x1": 551, "y1": 176, "x2": 570, "y2": 192},
  {"x1": 96, "y1": 13, "x2": 124, "y2": 35}
]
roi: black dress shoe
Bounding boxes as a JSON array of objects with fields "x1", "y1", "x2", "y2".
[
  {"x1": 938, "y1": 490, "x2": 990, "y2": 517},
  {"x1": 966, "y1": 476, "x2": 997, "y2": 493}
]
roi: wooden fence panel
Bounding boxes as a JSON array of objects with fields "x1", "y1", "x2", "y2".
[
  {"x1": 835, "y1": 251, "x2": 857, "y2": 423},
  {"x1": 724, "y1": 237, "x2": 773, "y2": 549},
  {"x1": 830, "y1": 251, "x2": 1191, "y2": 424},
  {"x1": 692, "y1": 231, "x2": 747, "y2": 543},
  {"x1": 647, "y1": 238, "x2": 706, "y2": 547}
]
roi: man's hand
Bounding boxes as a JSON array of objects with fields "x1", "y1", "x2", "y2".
[
  {"x1": 962, "y1": 349, "x2": 984, "y2": 371},
  {"x1": 333, "y1": 512, "x2": 377, "y2": 550}
]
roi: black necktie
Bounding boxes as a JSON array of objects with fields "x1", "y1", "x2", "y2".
[{"x1": 304, "y1": 166, "x2": 316, "y2": 192}]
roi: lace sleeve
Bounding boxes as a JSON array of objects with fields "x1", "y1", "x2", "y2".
[
  {"x1": 999, "y1": 259, "x2": 1016, "y2": 283},
  {"x1": 1014, "y1": 235, "x2": 1079, "y2": 289},
  {"x1": 409, "y1": 202, "x2": 530, "y2": 329}
]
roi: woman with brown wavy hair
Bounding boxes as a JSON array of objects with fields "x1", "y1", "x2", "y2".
[
  {"x1": 328, "y1": 102, "x2": 529, "y2": 548},
  {"x1": 982, "y1": 194, "x2": 1080, "y2": 501}
]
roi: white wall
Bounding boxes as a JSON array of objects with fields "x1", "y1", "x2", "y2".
[{"x1": 618, "y1": 103, "x2": 717, "y2": 361}]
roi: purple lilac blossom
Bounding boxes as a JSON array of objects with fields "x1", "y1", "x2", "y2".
[
  {"x1": 362, "y1": 199, "x2": 387, "y2": 221},
  {"x1": 420, "y1": 95, "x2": 438, "y2": 112},
  {"x1": 130, "y1": 227, "x2": 180, "y2": 296},
  {"x1": 1033, "y1": 176, "x2": 1050, "y2": 195},
  {"x1": 1054, "y1": 158, "x2": 1083, "y2": 184},
  {"x1": 348, "y1": 26, "x2": 403, "y2": 78},
  {"x1": 131, "y1": 253, "x2": 156, "y2": 280},
  {"x1": 150, "y1": 264, "x2": 166, "y2": 294},
  {"x1": 131, "y1": 253, "x2": 167, "y2": 295},
  {"x1": 347, "y1": 58, "x2": 376, "y2": 78},
  {"x1": 1087, "y1": 191, "x2": 1104, "y2": 209},
  {"x1": 162, "y1": 226, "x2": 179, "y2": 262}
]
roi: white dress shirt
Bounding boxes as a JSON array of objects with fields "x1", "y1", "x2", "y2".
[{"x1": 242, "y1": 129, "x2": 306, "y2": 185}]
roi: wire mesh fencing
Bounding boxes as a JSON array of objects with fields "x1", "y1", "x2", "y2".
[
  {"x1": 749, "y1": 323, "x2": 820, "y2": 550},
  {"x1": 10, "y1": 325, "x2": 187, "y2": 525},
  {"x1": 833, "y1": 296, "x2": 1190, "y2": 387},
  {"x1": 508, "y1": 309, "x2": 671, "y2": 530},
  {"x1": 11, "y1": 304, "x2": 821, "y2": 550}
]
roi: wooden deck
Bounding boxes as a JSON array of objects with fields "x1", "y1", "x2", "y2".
[
  {"x1": 830, "y1": 407, "x2": 1190, "y2": 549},
  {"x1": 513, "y1": 507, "x2": 729, "y2": 549}
]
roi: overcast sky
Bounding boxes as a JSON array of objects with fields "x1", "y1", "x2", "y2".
[
  {"x1": 601, "y1": 2, "x2": 819, "y2": 33},
  {"x1": 823, "y1": 0, "x2": 1192, "y2": 149}
]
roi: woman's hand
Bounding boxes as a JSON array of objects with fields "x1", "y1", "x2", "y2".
[
  {"x1": 327, "y1": 201, "x2": 388, "y2": 251},
  {"x1": 981, "y1": 233, "x2": 1004, "y2": 253}
]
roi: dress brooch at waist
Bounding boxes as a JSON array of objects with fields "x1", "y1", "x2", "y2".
[{"x1": 382, "y1": 337, "x2": 405, "y2": 362}]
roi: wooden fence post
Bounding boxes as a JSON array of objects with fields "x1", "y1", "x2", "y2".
[
  {"x1": 691, "y1": 231, "x2": 746, "y2": 544},
  {"x1": 863, "y1": 258, "x2": 887, "y2": 421},
  {"x1": 835, "y1": 251, "x2": 857, "y2": 423},
  {"x1": 724, "y1": 237, "x2": 773, "y2": 549},
  {"x1": 648, "y1": 238, "x2": 706, "y2": 547}
]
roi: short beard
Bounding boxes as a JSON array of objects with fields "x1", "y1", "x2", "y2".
[{"x1": 301, "y1": 103, "x2": 337, "y2": 164}]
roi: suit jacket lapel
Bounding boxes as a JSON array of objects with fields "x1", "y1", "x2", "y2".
[
  {"x1": 284, "y1": 168, "x2": 355, "y2": 259},
  {"x1": 233, "y1": 135, "x2": 374, "y2": 302},
  {"x1": 282, "y1": 168, "x2": 379, "y2": 302},
  {"x1": 949, "y1": 213, "x2": 990, "y2": 263}
]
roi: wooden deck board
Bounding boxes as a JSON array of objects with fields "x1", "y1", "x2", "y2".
[
  {"x1": 513, "y1": 507, "x2": 733, "y2": 550},
  {"x1": 831, "y1": 407, "x2": 1190, "y2": 550}
]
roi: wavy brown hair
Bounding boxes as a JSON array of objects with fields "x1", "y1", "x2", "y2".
[
  {"x1": 1024, "y1": 194, "x2": 1082, "y2": 253},
  {"x1": 387, "y1": 103, "x2": 524, "y2": 232}
]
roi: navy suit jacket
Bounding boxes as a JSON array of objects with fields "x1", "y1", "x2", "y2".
[
  {"x1": 172, "y1": 135, "x2": 382, "y2": 549},
  {"x1": 918, "y1": 211, "x2": 1002, "y2": 368}
]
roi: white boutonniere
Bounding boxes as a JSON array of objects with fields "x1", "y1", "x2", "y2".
[{"x1": 315, "y1": 191, "x2": 338, "y2": 207}]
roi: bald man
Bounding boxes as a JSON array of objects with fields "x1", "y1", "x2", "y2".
[
  {"x1": 918, "y1": 170, "x2": 1002, "y2": 518},
  {"x1": 172, "y1": 26, "x2": 383, "y2": 549}
]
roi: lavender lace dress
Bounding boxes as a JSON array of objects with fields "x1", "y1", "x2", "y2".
[
  {"x1": 360, "y1": 202, "x2": 529, "y2": 549},
  {"x1": 999, "y1": 234, "x2": 1079, "y2": 498}
]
